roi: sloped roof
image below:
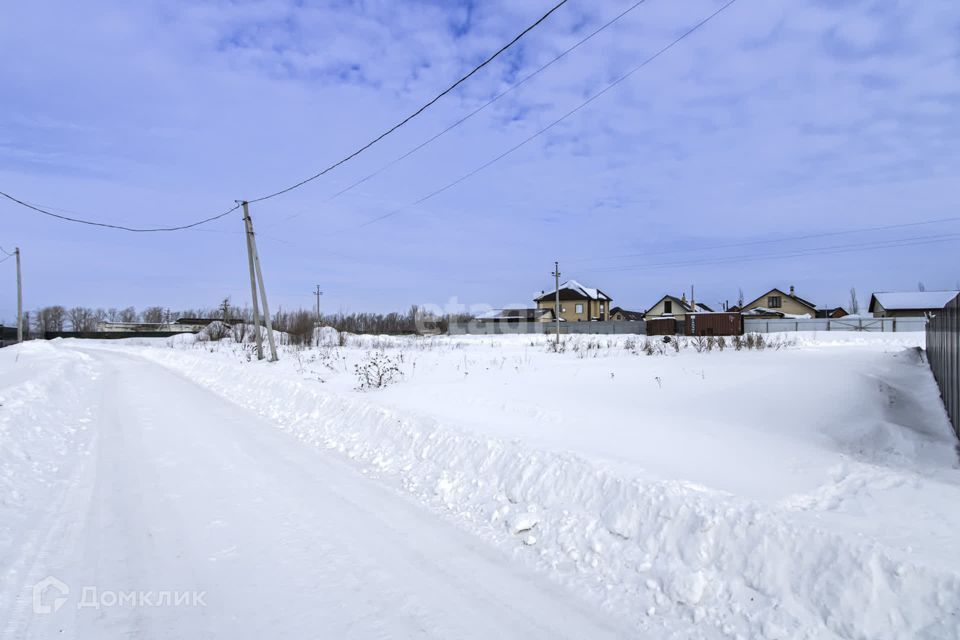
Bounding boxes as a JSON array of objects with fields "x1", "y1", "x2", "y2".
[
  {"x1": 476, "y1": 308, "x2": 554, "y2": 321},
  {"x1": 869, "y1": 291, "x2": 959, "y2": 312},
  {"x1": 609, "y1": 307, "x2": 644, "y2": 320},
  {"x1": 647, "y1": 294, "x2": 702, "y2": 314},
  {"x1": 535, "y1": 279, "x2": 612, "y2": 301},
  {"x1": 743, "y1": 288, "x2": 816, "y2": 311}
]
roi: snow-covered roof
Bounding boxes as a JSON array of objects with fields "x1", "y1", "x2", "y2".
[
  {"x1": 535, "y1": 279, "x2": 611, "y2": 301},
  {"x1": 869, "y1": 291, "x2": 959, "y2": 312},
  {"x1": 476, "y1": 308, "x2": 554, "y2": 321}
]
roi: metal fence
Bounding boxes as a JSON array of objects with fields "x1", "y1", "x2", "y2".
[
  {"x1": 927, "y1": 295, "x2": 960, "y2": 438},
  {"x1": 449, "y1": 321, "x2": 646, "y2": 335},
  {"x1": 743, "y1": 317, "x2": 927, "y2": 333},
  {"x1": 450, "y1": 316, "x2": 928, "y2": 336}
]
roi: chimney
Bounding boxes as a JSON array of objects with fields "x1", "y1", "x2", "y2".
[
  {"x1": 789, "y1": 285, "x2": 795, "y2": 297},
  {"x1": 681, "y1": 292, "x2": 687, "y2": 304}
]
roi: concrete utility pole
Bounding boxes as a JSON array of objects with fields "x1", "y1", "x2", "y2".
[
  {"x1": 313, "y1": 285, "x2": 323, "y2": 347},
  {"x1": 241, "y1": 201, "x2": 278, "y2": 362},
  {"x1": 552, "y1": 261, "x2": 561, "y2": 345},
  {"x1": 15, "y1": 247, "x2": 22, "y2": 343},
  {"x1": 240, "y1": 202, "x2": 265, "y2": 360}
]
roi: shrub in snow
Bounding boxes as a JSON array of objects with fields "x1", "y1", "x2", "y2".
[{"x1": 354, "y1": 351, "x2": 401, "y2": 390}]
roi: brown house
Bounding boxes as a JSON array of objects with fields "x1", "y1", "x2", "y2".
[
  {"x1": 535, "y1": 280, "x2": 612, "y2": 322},
  {"x1": 741, "y1": 286, "x2": 816, "y2": 318}
]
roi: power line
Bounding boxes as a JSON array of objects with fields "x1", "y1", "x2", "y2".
[
  {"x1": 350, "y1": 0, "x2": 739, "y2": 231},
  {"x1": 246, "y1": 0, "x2": 572, "y2": 204},
  {"x1": 0, "y1": 253, "x2": 14, "y2": 265},
  {"x1": 266, "y1": 0, "x2": 650, "y2": 231},
  {"x1": 564, "y1": 214, "x2": 960, "y2": 265},
  {"x1": 0, "y1": 0, "x2": 570, "y2": 232},
  {"x1": 0, "y1": 190, "x2": 241, "y2": 233},
  {"x1": 327, "y1": 1, "x2": 648, "y2": 201},
  {"x1": 0, "y1": 246, "x2": 15, "y2": 257}
]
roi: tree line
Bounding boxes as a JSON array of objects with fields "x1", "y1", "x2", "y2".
[{"x1": 15, "y1": 303, "x2": 471, "y2": 341}]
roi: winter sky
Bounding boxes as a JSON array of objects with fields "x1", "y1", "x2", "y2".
[{"x1": 2, "y1": 0, "x2": 959, "y2": 319}]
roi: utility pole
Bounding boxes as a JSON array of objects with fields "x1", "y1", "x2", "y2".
[
  {"x1": 241, "y1": 201, "x2": 278, "y2": 361},
  {"x1": 241, "y1": 201, "x2": 265, "y2": 360},
  {"x1": 552, "y1": 261, "x2": 561, "y2": 345},
  {"x1": 313, "y1": 285, "x2": 323, "y2": 347},
  {"x1": 15, "y1": 247, "x2": 22, "y2": 343}
]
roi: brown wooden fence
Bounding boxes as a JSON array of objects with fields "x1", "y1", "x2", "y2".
[{"x1": 927, "y1": 294, "x2": 960, "y2": 438}]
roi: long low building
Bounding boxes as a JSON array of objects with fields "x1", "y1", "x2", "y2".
[{"x1": 868, "y1": 291, "x2": 960, "y2": 317}]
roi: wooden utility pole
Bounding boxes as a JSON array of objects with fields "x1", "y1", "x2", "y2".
[
  {"x1": 552, "y1": 261, "x2": 561, "y2": 345},
  {"x1": 15, "y1": 247, "x2": 22, "y2": 343},
  {"x1": 241, "y1": 201, "x2": 266, "y2": 360},
  {"x1": 241, "y1": 201, "x2": 278, "y2": 361},
  {"x1": 313, "y1": 285, "x2": 323, "y2": 346}
]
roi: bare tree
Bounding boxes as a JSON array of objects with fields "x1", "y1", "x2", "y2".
[
  {"x1": 918, "y1": 281, "x2": 926, "y2": 292},
  {"x1": 141, "y1": 306, "x2": 164, "y2": 323},
  {"x1": 68, "y1": 307, "x2": 97, "y2": 331},
  {"x1": 737, "y1": 287, "x2": 745, "y2": 307},
  {"x1": 34, "y1": 306, "x2": 67, "y2": 332},
  {"x1": 119, "y1": 307, "x2": 137, "y2": 323},
  {"x1": 849, "y1": 287, "x2": 860, "y2": 315}
]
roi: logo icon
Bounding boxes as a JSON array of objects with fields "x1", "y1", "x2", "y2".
[{"x1": 32, "y1": 576, "x2": 69, "y2": 614}]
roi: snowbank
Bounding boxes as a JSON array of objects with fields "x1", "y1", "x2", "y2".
[{"x1": 115, "y1": 334, "x2": 960, "y2": 639}]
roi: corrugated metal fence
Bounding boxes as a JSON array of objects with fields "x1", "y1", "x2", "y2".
[
  {"x1": 449, "y1": 321, "x2": 646, "y2": 335},
  {"x1": 744, "y1": 317, "x2": 927, "y2": 333},
  {"x1": 926, "y1": 294, "x2": 960, "y2": 438}
]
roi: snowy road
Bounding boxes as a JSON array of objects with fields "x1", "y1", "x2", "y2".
[{"x1": 4, "y1": 347, "x2": 631, "y2": 639}]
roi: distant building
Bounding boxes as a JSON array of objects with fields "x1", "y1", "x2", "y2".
[
  {"x1": 868, "y1": 291, "x2": 960, "y2": 318},
  {"x1": 816, "y1": 307, "x2": 848, "y2": 319},
  {"x1": 741, "y1": 286, "x2": 816, "y2": 318},
  {"x1": 96, "y1": 317, "x2": 235, "y2": 333},
  {"x1": 608, "y1": 307, "x2": 644, "y2": 321},
  {"x1": 644, "y1": 293, "x2": 712, "y2": 320},
  {"x1": 534, "y1": 280, "x2": 612, "y2": 322},
  {"x1": 476, "y1": 308, "x2": 556, "y2": 323}
]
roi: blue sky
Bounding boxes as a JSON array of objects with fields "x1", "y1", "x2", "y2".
[{"x1": 1, "y1": 0, "x2": 959, "y2": 321}]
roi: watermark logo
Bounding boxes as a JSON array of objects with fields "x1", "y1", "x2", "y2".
[
  {"x1": 32, "y1": 576, "x2": 69, "y2": 614},
  {"x1": 31, "y1": 576, "x2": 206, "y2": 614}
]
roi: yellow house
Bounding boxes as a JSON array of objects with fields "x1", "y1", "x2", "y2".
[
  {"x1": 741, "y1": 286, "x2": 816, "y2": 318},
  {"x1": 644, "y1": 293, "x2": 712, "y2": 320},
  {"x1": 534, "y1": 280, "x2": 612, "y2": 322}
]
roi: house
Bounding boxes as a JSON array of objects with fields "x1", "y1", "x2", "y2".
[
  {"x1": 741, "y1": 286, "x2": 816, "y2": 318},
  {"x1": 868, "y1": 291, "x2": 960, "y2": 318},
  {"x1": 816, "y1": 307, "x2": 848, "y2": 319},
  {"x1": 644, "y1": 293, "x2": 712, "y2": 320},
  {"x1": 476, "y1": 308, "x2": 556, "y2": 323},
  {"x1": 608, "y1": 307, "x2": 644, "y2": 321},
  {"x1": 534, "y1": 280, "x2": 612, "y2": 322}
]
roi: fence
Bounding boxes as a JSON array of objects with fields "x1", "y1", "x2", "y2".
[
  {"x1": 449, "y1": 321, "x2": 646, "y2": 335},
  {"x1": 743, "y1": 317, "x2": 927, "y2": 333},
  {"x1": 927, "y1": 295, "x2": 960, "y2": 438},
  {"x1": 42, "y1": 331, "x2": 189, "y2": 340},
  {"x1": 450, "y1": 316, "x2": 928, "y2": 336}
]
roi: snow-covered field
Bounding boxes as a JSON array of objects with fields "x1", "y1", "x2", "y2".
[{"x1": 2, "y1": 331, "x2": 958, "y2": 639}]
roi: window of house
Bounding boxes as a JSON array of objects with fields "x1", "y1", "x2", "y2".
[
  {"x1": 664, "y1": 300, "x2": 673, "y2": 314},
  {"x1": 575, "y1": 303, "x2": 584, "y2": 314},
  {"x1": 768, "y1": 296, "x2": 782, "y2": 308}
]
